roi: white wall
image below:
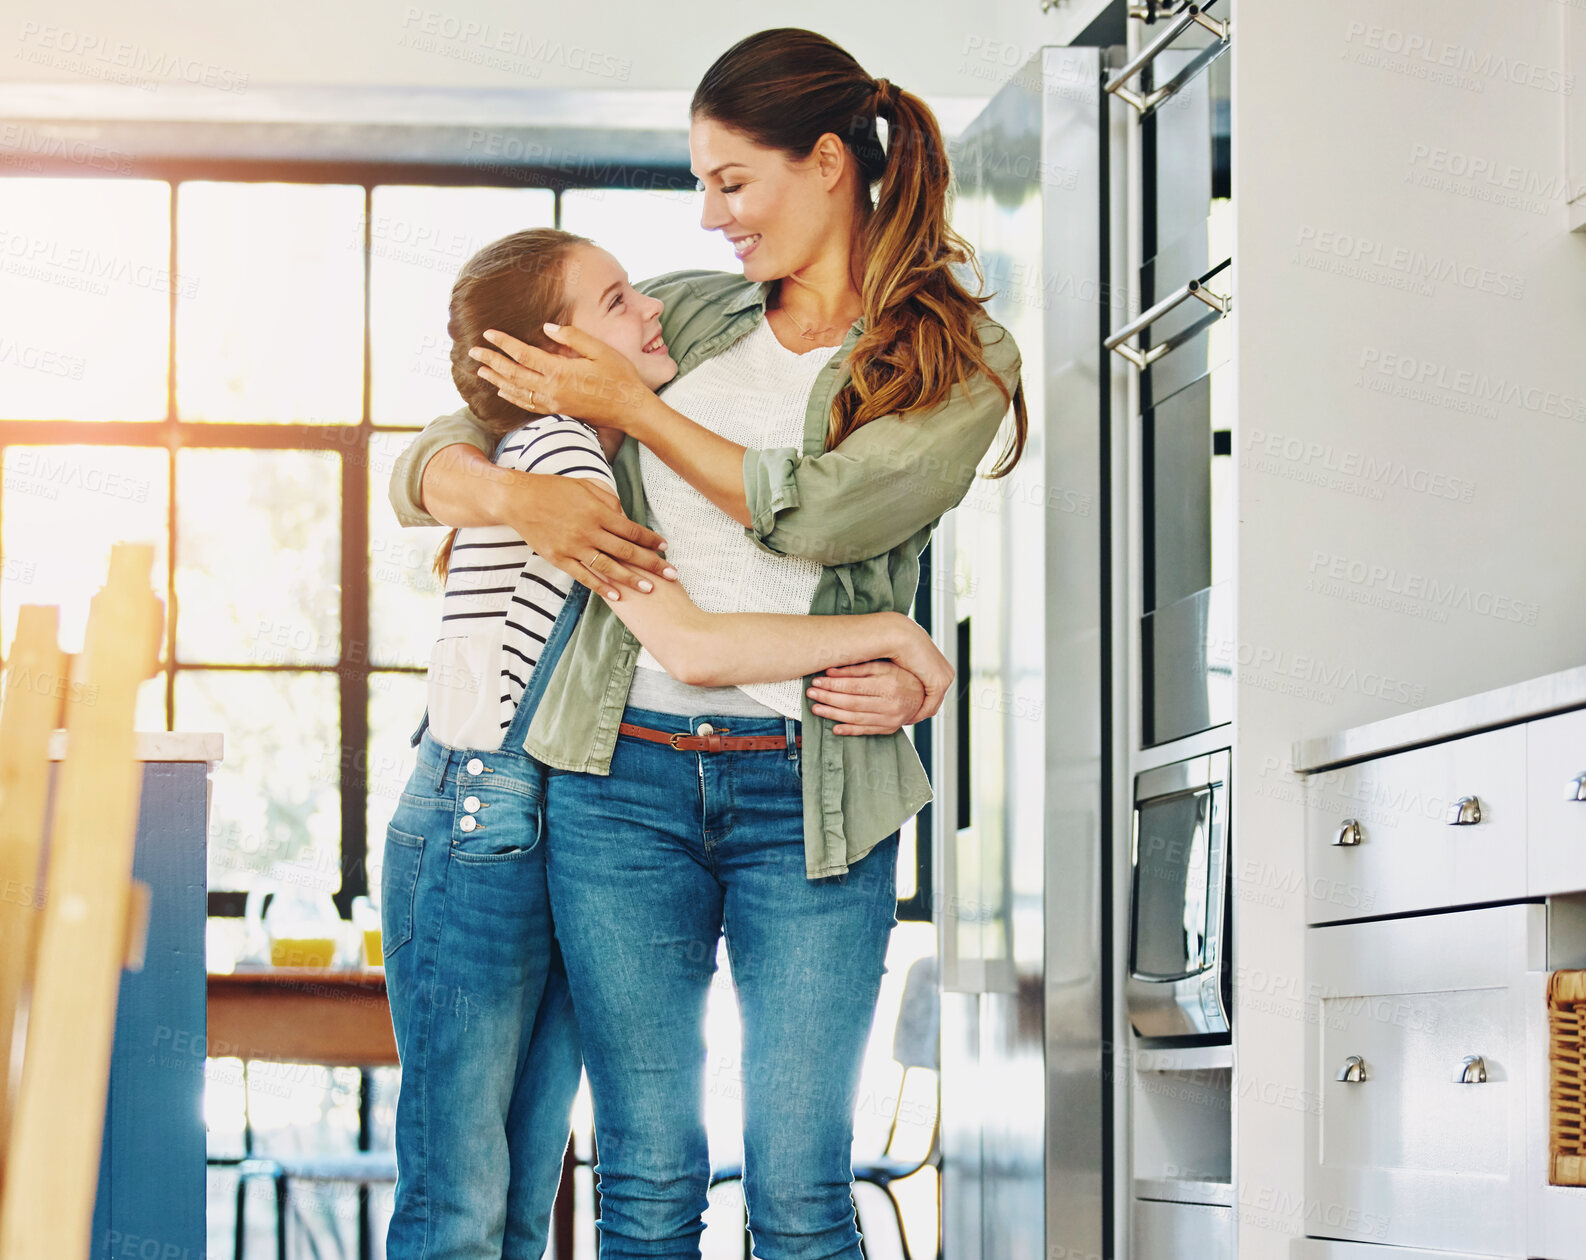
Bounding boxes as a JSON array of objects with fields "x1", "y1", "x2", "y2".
[
  {"x1": 1569, "y1": 3, "x2": 1586, "y2": 228},
  {"x1": 1232, "y1": 0, "x2": 1586, "y2": 1253},
  {"x1": 2, "y1": 0, "x2": 1081, "y2": 101}
]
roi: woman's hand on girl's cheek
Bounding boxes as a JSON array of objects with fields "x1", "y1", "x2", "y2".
[
  {"x1": 469, "y1": 330, "x2": 557, "y2": 410},
  {"x1": 806, "y1": 661, "x2": 928, "y2": 736},
  {"x1": 472, "y1": 325, "x2": 647, "y2": 428}
]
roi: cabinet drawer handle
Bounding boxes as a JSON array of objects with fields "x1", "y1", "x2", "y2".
[
  {"x1": 1445, "y1": 795, "x2": 1482, "y2": 825},
  {"x1": 1335, "y1": 1055, "x2": 1367, "y2": 1083},
  {"x1": 1566, "y1": 772, "x2": 1586, "y2": 802},
  {"x1": 1333, "y1": 819, "x2": 1363, "y2": 847},
  {"x1": 1454, "y1": 1054, "x2": 1487, "y2": 1084}
]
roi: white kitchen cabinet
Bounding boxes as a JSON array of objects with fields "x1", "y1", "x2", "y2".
[
  {"x1": 1527, "y1": 709, "x2": 1586, "y2": 896},
  {"x1": 1304, "y1": 726, "x2": 1527, "y2": 925},
  {"x1": 1306, "y1": 903, "x2": 1541, "y2": 1255}
]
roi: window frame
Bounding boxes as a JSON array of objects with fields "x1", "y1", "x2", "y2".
[{"x1": 0, "y1": 155, "x2": 692, "y2": 919}]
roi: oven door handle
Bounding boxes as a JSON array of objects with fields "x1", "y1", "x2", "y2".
[
  {"x1": 1104, "y1": 264, "x2": 1232, "y2": 370},
  {"x1": 1105, "y1": 2, "x2": 1231, "y2": 116}
]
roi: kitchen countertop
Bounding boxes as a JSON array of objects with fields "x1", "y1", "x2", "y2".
[
  {"x1": 1291, "y1": 663, "x2": 1586, "y2": 773},
  {"x1": 47, "y1": 730, "x2": 223, "y2": 762}
]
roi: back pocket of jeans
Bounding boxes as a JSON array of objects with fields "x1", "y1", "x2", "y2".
[{"x1": 380, "y1": 826, "x2": 424, "y2": 957}]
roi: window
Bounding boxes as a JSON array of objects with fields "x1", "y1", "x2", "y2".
[{"x1": 0, "y1": 169, "x2": 730, "y2": 917}]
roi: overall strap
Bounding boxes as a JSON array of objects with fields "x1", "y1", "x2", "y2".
[
  {"x1": 407, "y1": 418, "x2": 587, "y2": 752},
  {"x1": 499, "y1": 579, "x2": 590, "y2": 753}
]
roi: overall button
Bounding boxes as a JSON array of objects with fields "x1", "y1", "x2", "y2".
[
  {"x1": 466, "y1": 757, "x2": 484, "y2": 775},
  {"x1": 459, "y1": 815, "x2": 478, "y2": 833},
  {"x1": 462, "y1": 795, "x2": 481, "y2": 813}
]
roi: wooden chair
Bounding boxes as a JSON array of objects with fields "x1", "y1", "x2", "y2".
[{"x1": 0, "y1": 543, "x2": 162, "y2": 1260}]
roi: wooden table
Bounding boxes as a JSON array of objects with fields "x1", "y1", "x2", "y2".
[
  {"x1": 207, "y1": 967, "x2": 396, "y2": 1259},
  {"x1": 206, "y1": 967, "x2": 580, "y2": 1259},
  {"x1": 207, "y1": 968, "x2": 397, "y2": 1066}
]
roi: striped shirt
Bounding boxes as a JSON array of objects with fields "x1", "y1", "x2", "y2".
[{"x1": 425, "y1": 415, "x2": 616, "y2": 751}]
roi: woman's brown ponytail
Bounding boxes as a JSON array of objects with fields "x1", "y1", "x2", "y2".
[{"x1": 691, "y1": 28, "x2": 1028, "y2": 478}]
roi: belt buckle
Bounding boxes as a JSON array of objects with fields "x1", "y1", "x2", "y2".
[{"x1": 671, "y1": 725, "x2": 732, "y2": 752}]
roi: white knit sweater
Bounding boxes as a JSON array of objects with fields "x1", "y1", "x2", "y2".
[{"x1": 631, "y1": 317, "x2": 838, "y2": 720}]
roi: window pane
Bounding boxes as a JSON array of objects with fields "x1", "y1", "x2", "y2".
[
  {"x1": 0, "y1": 178, "x2": 169, "y2": 421},
  {"x1": 133, "y1": 676, "x2": 167, "y2": 731},
  {"x1": 366, "y1": 670, "x2": 427, "y2": 883},
  {"x1": 369, "y1": 186, "x2": 554, "y2": 427},
  {"x1": 177, "y1": 182, "x2": 364, "y2": 423},
  {"x1": 175, "y1": 449, "x2": 340, "y2": 664},
  {"x1": 178, "y1": 670, "x2": 340, "y2": 894},
  {"x1": 560, "y1": 187, "x2": 738, "y2": 286},
  {"x1": 1, "y1": 446, "x2": 168, "y2": 654},
  {"x1": 368, "y1": 432, "x2": 446, "y2": 668}
]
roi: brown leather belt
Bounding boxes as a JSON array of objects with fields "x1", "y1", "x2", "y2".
[{"x1": 618, "y1": 722, "x2": 802, "y2": 754}]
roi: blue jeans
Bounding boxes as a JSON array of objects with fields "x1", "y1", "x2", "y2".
[
  {"x1": 380, "y1": 582, "x2": 591, "y2": 1259},
  {"x1": 544, "y1": 704, "x2": 901, "y2": 1260}
]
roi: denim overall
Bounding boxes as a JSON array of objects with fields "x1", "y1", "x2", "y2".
[{"x1": 381, "y1": 555, "x2": 591, "y2": 1260}]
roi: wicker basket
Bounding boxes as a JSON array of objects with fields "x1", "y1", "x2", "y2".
[{"x1": 1550, "y1": 969, "x2": 1586, "y2": 1186}]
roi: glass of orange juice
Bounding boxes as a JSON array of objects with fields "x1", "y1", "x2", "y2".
[
  {"x1": 269, "y1": 936, "x2": 337, "y2": 968},
  {"x1": 352, "y1": 894, "x2": 383, "y2": 968}
]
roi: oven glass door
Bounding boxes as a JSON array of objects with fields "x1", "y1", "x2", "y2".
[{"x1": 1130, "y1": 786, "x2": 1214, "y2": 981}]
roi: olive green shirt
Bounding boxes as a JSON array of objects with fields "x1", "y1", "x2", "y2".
[{"x1": 389, "y1": 268, "x2": 1022, "y2": 878}]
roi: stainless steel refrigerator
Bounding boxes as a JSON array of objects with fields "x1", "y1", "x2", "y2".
[{"x1": 936, "y1": 9, "x2": 1233, "y2": 1257}]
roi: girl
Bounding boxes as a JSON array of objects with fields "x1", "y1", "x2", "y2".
[{"x1": 381, "y1": 225, "x2": 954, "y2": 1260}]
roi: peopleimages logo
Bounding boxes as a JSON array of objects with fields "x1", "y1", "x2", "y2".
[
  {"x1": 0, "y1": 227, "x2": 199, "y2": 298},
  {"x1": 14, "y1": 22, "x2": 250, "y2": 93},
  {"x1": 1407, "y1": 144, "x2": 1586, "y2": 204},
  {"x1": 1358, "y1": 348, "x2": 1582, "y2": 423},
  {"x1": 0, "y1": 124, "x2": 133, "y2": 175},
  {"x1": 1294, "y1": 226, "x2": 1525, "y2": 299},
  {"x1": 1306, "y1": 551, "x2": 1540, "y2": 625},
  {"x1": 0, "y1": 338, "x2": 86, "y2": 381},
  {"x1": 397, "y1": 9, "x2": 632, "y2": 81},
  {"x1": 1343, "y1": 21, "x2": 1575, "y2": 95},
  {"x1": 1243, "y1": 427, "x2": 1476, "y2": 503},
  {"x1": 1206, "y1": 636, "x2": 1426, "y2": 707}
]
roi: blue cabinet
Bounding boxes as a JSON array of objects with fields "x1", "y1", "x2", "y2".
[{"x1": 84, "y1": 752, "x2": 211, "y2": 1260}]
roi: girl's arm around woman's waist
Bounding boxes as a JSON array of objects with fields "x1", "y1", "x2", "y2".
[{"x1": 589, "y1": 496, "x2": 953, "y2": 731}]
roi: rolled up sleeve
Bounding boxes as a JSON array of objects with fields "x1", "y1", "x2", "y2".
[
  {"x1": 387, "y1": 407, "x2": 497, "y2": 528},
  {"x1": 743, "y1": 326, "x2": 1022, "y2": 567}
]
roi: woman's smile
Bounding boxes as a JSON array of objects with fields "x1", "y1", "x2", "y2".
[{"x1": 729, "y1": 232, "x2": 762, "y2": 260}]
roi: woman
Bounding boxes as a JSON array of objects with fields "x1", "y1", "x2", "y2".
[{"x1": 389, "y1": 28, "x2": 1026, "y2": 1259}]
